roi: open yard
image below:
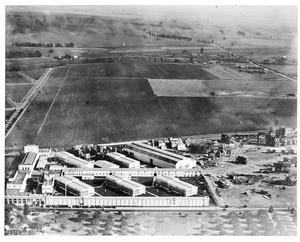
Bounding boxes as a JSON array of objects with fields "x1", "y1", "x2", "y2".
[{"x1": 5, "y1": 64, "x2": 297, "y2": 149}]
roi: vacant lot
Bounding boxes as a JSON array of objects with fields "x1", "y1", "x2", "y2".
[
  {"x1": 5, "y1": 66, "x2": 297, "y2": 149},
  {"x1": 263, "y1": 65, "x2": 297, "y2": 79},
  {"x1": 149, "y1": 79, "x2": 296, "y2": 97},
  {"x1": 204, "y1": 64, "x2": 254, "y2": 80},
  {"x1": 6, "y1": 67, "x2": 68, "y2": 148},
  {"x1": 5, "y1": 71, "x2": 31, "y2": 84},
  {"x1": 67, "y1": 62, "x2": 217, "y2": 79},
  {"x1": 6, "y1": 84, "x2": 34, "y2": 102},
  {"x1": 24, "y1": 68, "x2": 48, "y2": 80}
]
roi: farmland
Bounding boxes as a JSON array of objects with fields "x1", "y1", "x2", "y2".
[
  {"x1": 148, "y1": 79, "x2": 296, "y2": 97},
  {"x1": 5, "y1": 62, "x2": 297, "y2": 149},
  {"x1": 67, "y1": 62, "x2": 217, "y2": 80},
  {"x1": 5, "y1": 84, "x2": 34, "y2": 102}
]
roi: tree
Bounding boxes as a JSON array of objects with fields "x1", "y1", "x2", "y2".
[
  {"x1": 268, "y1": 205, "x2": 274, "y2": 213},
  {"x1": 290, "y1": 207, "x2": 296, "y2": 214},
  {"x1": 23, "y1": 204, "x2": 30, "y2": 216},
  {"x1": 200, "y1": 47, "x2": 204, "y2": 54}
]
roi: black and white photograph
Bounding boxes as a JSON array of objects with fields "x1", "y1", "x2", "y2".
[{"x1": 3, "y1": 1, "x2": 298, "y2": 236}]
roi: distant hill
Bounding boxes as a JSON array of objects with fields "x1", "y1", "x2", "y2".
[{"x1": 6, "y1": 7, "x2": 297, "y2": 50}]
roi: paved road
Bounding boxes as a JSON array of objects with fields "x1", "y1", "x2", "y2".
[
  {"x1": 211, "y1": 44, "x2": 297, "y2": 83},
  {"x1": 17, "y1": 71, "x2": 36, "y2": 83},
  {"x1": 5, "y1": 68, "x2": 54, "y2": 138}
]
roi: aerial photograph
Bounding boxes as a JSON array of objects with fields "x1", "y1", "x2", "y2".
[{"x1": 4, "y1": 3, "x2": 298, "y2": 236}]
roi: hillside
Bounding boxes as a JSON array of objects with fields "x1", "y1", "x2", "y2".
[{"x1": 6, "y1": 7, "x2": 297, "y2": 49}]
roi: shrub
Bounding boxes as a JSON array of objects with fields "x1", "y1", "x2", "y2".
[
  {"x1": 268, "y1": 206, "x2": 274, "y2": 213},
  {"x1": 257, "y1": 209, "x2": 268, "y2": 219},
  {"x1": 219, "y1": 229, "x2": 227, "y2": 236}
]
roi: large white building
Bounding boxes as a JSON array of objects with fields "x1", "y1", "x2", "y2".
[
  {"x1": 123, "y1": 143, "x2": 196, "y2": 169},
  {"x1": 54, "y1": 175, "x2": 94, "y2": 197},
  {"x1": 105, "y1": 152, "x2": 140, "y2": 168},
  {"x1": 18, "y1": 152, "x2": 38, "y2": 172},
  {"x1": 106, "y1": 174, "x2": 146, "y2": 196},
  {"x1": 6, "y1": 171, "x2": 30, "y2": 193},
  {"x1": 54, "y1": 151, "x2": 93, "y2": 168},
  {"x1": 94, "y1": 160, "x2": 119, "y2": 169},
  {"x1": 155, "y1": 175, "x2": 198, "y2": 197}
]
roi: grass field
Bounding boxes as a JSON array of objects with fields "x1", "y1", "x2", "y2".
[
  {"x1": 6, "y1": 67, "x2": 68, "y2": 147},
  {"x1": 24, "y1": 68, "x2": 48, "y2": 80},
  {"x1": 203, "y1": 65, "x2": 254, "y2": 80},
  {"x1": 148, "y1": 79, "x2": 296, "y2": 97},
  {"x1": 5, "y1": 84, "x2": 34, "y2": 102},
  {"x1": 66, "y1": 62, "x2": 217, "y2": 80},
  {"x1": 5, "y1": 71, "x2": 32, "y2": 84},
  {"x1": 5, "y1": 64, "x2": 297, "y2": 149},
  {"x1": 263, "y1": 65, "x2": 297, "y2": 79}
]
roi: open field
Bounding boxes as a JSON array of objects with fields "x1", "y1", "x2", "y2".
[
  {"x1": 24, "y1": 68, "x2": 48, "y2": 80},
  {"x1": 5, "y1": 84, "x2": 34, "y2": 102},
  {"x1": 148, "y1": 79, "x2": 296, "y2": 97},
  {"x1": 5, "y1": 67, "x2": 68, "y2": 148},
  {"x1": 203, "y1": 64, "x2": 254, "y2": 80},
  {"x1": 67, "y1": 62, "x2": 217, "y2": 80},
  {"x1": 5, "y1": 65, "x2": 296, "y2": 149},
  {"x1": 262, "y1": 65, "x2": 297, "y2": 79},
  {"x1": 5, "y1": 71, "x2": 32, "y2": 84}
]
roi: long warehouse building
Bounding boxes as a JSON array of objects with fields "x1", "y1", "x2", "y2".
[
  {"x1": 55, "y1": 175, "x2": 95, "y2": 197},
  {"x1": 155, "y1": 175, "x2": 198, "y2": 197},
  {"x1": 54, "y1": 151, "x2": 93, "y2": 168},
  {"x1": 123, "y1": 143, "x2": 196, "y2": 169},
  {"x1": 94, "y1": 160, "x2": 120, "y2": 169},
  {"x1": 106, "y1": 174, "x2": 146, "y2": 196},
  {"x1": 105, "y1": 152, "x2": 140, "y2": 168}
]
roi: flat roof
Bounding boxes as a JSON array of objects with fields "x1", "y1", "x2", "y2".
[
  {"x1": 125, "y1": 143, "x2": 188, "y2": 165},
  {"x1": 64, "y1": 155, "x2": 90, "y2": 167},
  {"x1": 20, "y1": 152, "x2": 37, "y2": 166},
  {"x1": 64, "y1": 167, "x2": 200, "y2": 172},
  {"x1": 106, "y1": 152, "x2": 139, "y2": 165},
  {"x1": 94, "y1": 160, "x2": 119, "y2": 169},
  {"x1": 13, "y1": 172, "x2": 27, "y2": 185},
  {"x1": 106, "y1": 174, "x2": 145, "y2": 190},
  {"x1": 157, "y1": 175, "x2": 197, "y2": 190},
  {"x1": 55, "y1": 175, "x2": 94, "y2": 192}
]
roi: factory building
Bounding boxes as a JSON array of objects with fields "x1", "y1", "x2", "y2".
[
  {"x1": 105, "y1": 152, "x2": 140, "y2": 168},
  {"x1": 123, "y1": 143, "x2": 196, "y2": 169},
  {"x1": 54, "y1": 175, "x2": 95, "y2": 197},
  {"x1": 6, "y1": 171, "x2": 30, "y2": 193},
  {"x1": 54, "y1": 151, "x2": 93, "y2": 168},
  {"x1": 18, "y1": 152, "x2": 38, "y2": 172},
  {"x1": 94, "y1": 160, "x2": 120, "y2": 169},
  {"x1": 155, "y1": 175, "x2": 198, "y2": 197},
  {"x1": 24, "y1": 144, "x2": 39, "y2": 154},
  {"x1": 106, "y1": 174, "x2": 146, "y2": 196}
]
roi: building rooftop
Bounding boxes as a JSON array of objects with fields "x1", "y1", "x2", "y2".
[
  {"x1": 106, "y1": 174, "x2": 145, "y2": 190},
  {"x1": 94, "y1": 160, "x2": 119, "y2": 169},
  {"x1": 157, "y1": 175, "x2": 197, "y2": 190},
  {"x1": 13, "y1": 172, "x2": 27, "y2": 185},
  {"x1": 55, "y1": 175, "x2": 94, "y2": 192},
  {"x1": 125, "y1": 143, "x2": 187, "y2": 165},
  {"x1": 106, "y1": 152, "x2": 140, "y2": 165},
  {"x1": 20, "y1": 152, "x2": 37, "y2": 166}
]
